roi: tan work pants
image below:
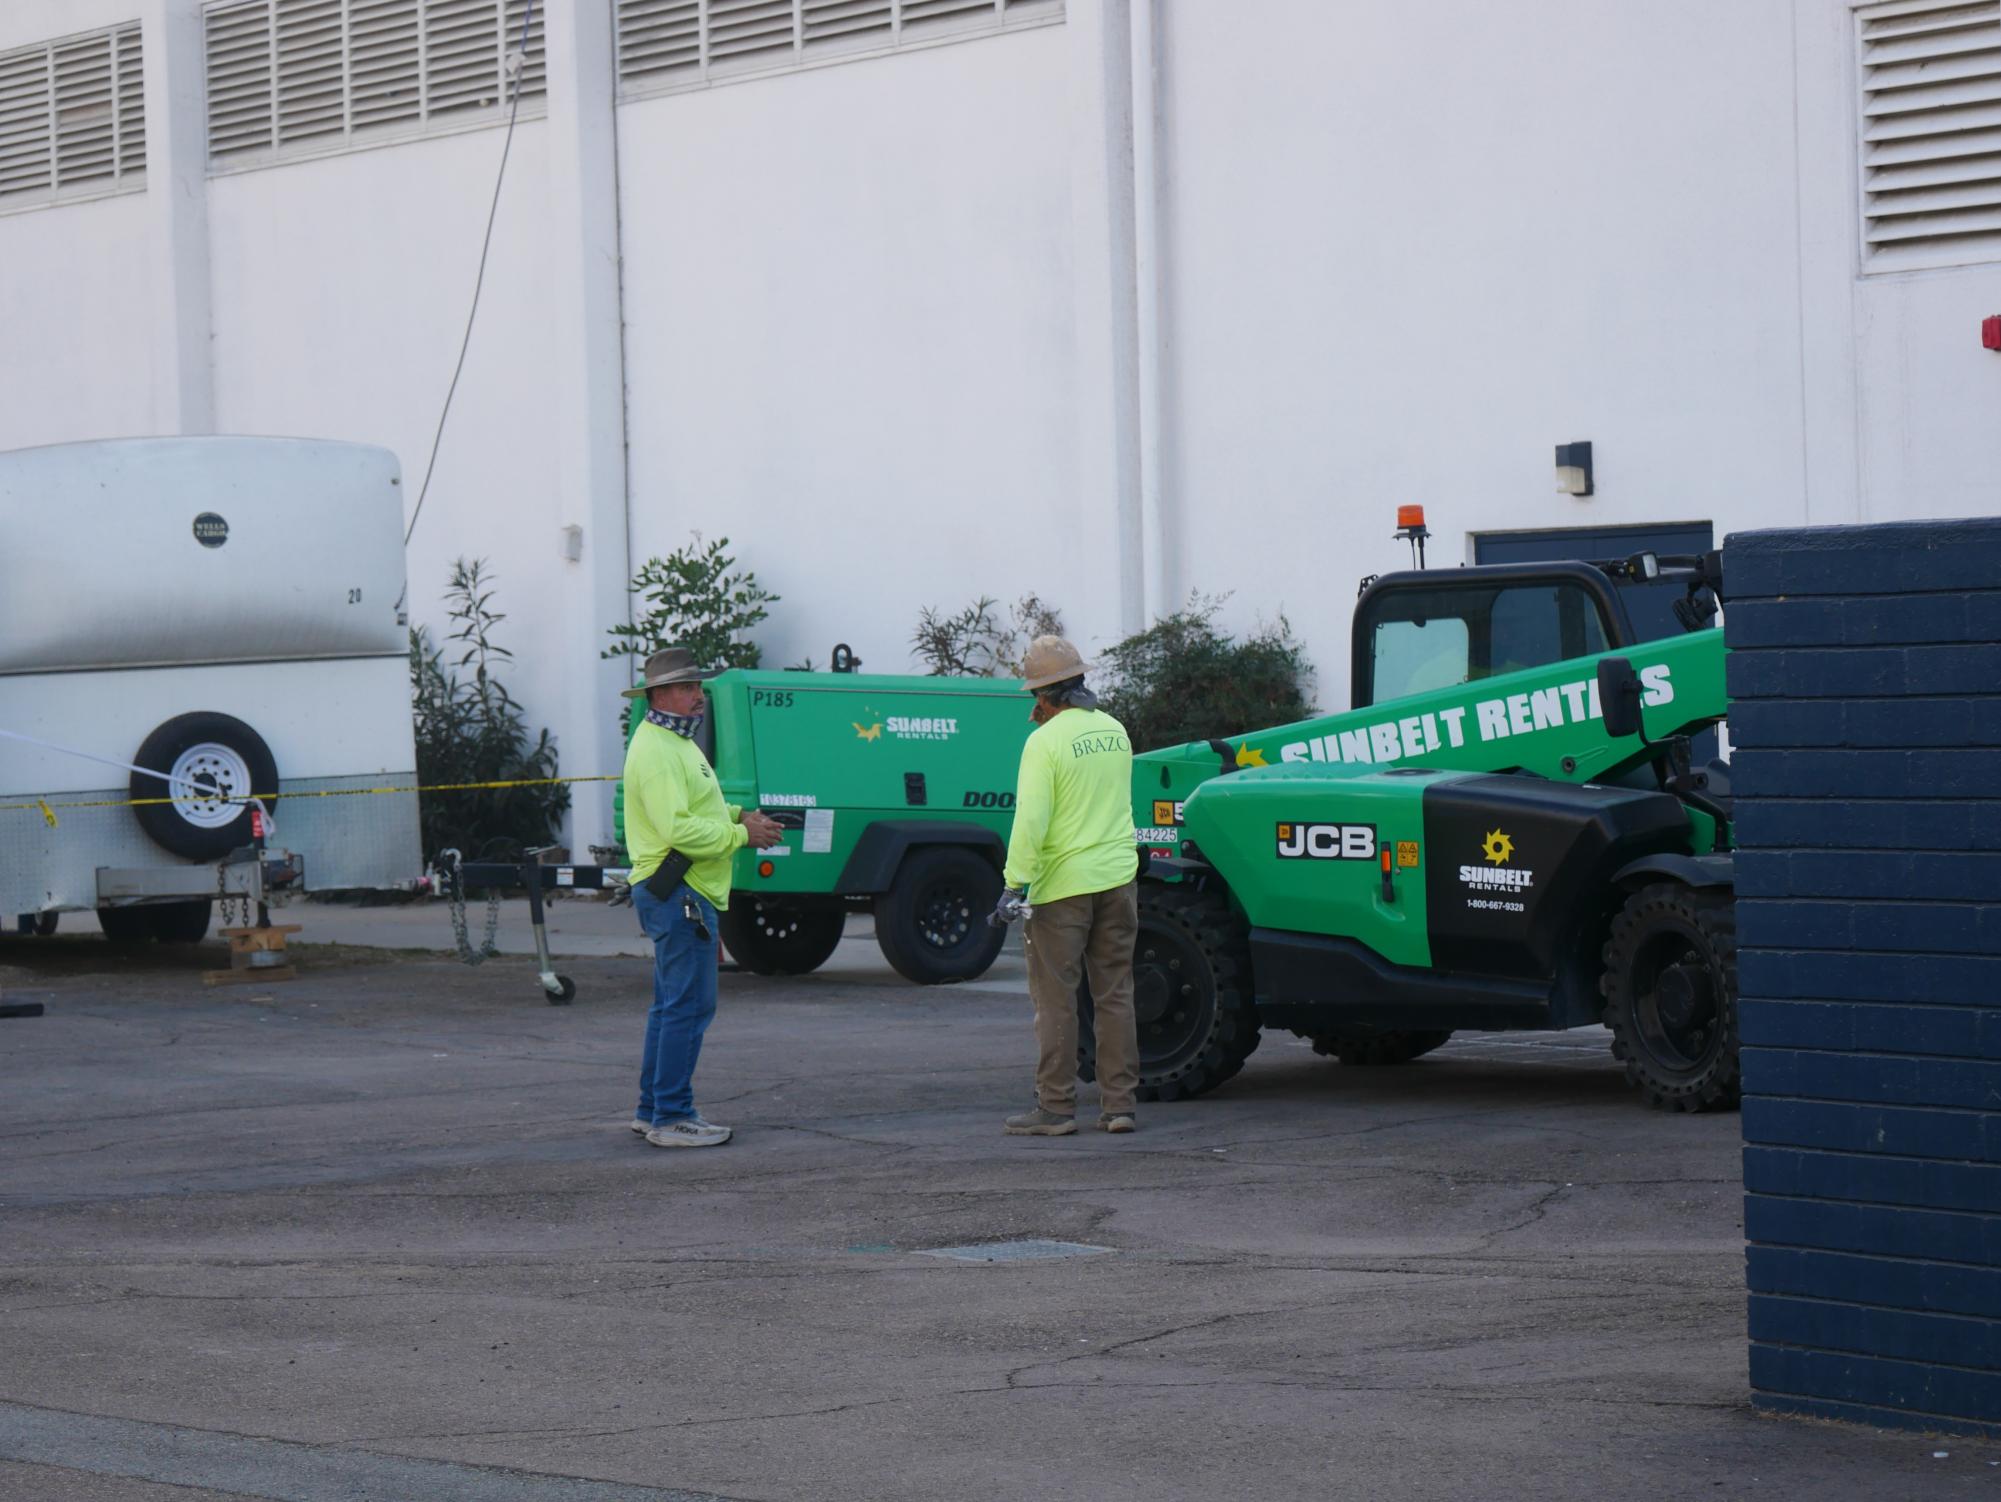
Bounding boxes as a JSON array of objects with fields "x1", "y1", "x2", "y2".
[{"x1": 1022, "y1": 881, "x2": 1140, "y2": 1116}]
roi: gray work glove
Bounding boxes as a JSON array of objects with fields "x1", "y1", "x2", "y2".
[
  {"x1": 607, "y1": 877, "x2": 633, "y2": 908},
  {"x1": 988, "y1": 889, "x2": 1031, "y2": 928}
]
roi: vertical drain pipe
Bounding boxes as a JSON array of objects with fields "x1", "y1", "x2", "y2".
[{"x1": 1130, "y1": 0, "x2": 1168, "y2": 624}]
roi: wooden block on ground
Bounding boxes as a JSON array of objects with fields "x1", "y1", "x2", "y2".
[{"x1": 203, "y1": 965, "x2": 296, "y2": 987}]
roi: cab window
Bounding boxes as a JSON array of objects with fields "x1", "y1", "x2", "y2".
[{"x1": 1363, "y1": 583, "x2": 1611, "y2": 707}]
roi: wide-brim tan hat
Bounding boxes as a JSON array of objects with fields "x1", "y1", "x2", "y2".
[
  {"x1": 621, "y1": 645, "x2": 719, "y2": 698},
  {"x1": 1022, "y1": 634, "x2": 1090, "y2": 692}
]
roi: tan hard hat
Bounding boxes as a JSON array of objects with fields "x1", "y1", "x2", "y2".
[
  {"x1": 1022, "y1": 635, "x2": 1089, "y2": 692},
  {"x1": 620, "y1": 645, "x2": 717, "y2": 698}
]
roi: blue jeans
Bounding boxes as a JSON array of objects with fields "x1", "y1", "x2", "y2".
[{"x1": 633, "y1": 881, "x2": 720, "y2": 1125}]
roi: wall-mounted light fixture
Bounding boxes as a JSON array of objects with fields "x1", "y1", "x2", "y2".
[
  {"x1": 1555, "y1": 441, "x2": 1594, "y2": 497},
  {"x1": 560, "y1": 524, "x2": 583, "y2": 562}
]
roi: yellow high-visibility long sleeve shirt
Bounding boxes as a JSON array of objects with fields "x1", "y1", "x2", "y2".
[
  {"x1": 623, "y1": 720, "x2": 746, "y2": 909},
  {"x1": 1002, "y1": 707, "x2": 1139, "y2": 904}
]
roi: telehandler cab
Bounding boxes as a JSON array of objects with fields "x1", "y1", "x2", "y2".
[{"x1": 1088, "y1": 537, "x2": 1736, "y2": 1112}]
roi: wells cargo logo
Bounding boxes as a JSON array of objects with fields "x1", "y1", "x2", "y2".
[
  {"x1": 854, "y1": 710, "x2": 958, "y2": 743},
  {"x1": 1276, "y1": 822, "x2": 1377, "y2": 861},
  {"x1": 1458, "y1": 828, "x2": 1533, "y2": 893}
]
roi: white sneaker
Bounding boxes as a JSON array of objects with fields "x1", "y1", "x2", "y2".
[
  {"x1": 629, "y1": 1117, "x2": 651, "y2": 1135},
  {"x1": 645, "y1": 1116, "x2": 731, "y2": 1148}
]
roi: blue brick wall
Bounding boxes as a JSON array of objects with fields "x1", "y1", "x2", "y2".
[{"x1": 1730, "y1": 518, "x2": 2001, "y2": 1439}]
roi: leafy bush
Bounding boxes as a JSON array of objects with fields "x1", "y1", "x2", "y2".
[
  {"x1": 1096, "y1": 595, "x2": 1314, "y2": 753},
  {"x1": 409, "y1": 559, "x2": 570, "y2": 862},
  {"x1": 605, "y1": 536, "x2": 777, "y2": 673},
  {"x1": 911, "y1": 593, "x2": 1064, "y2": 677}
]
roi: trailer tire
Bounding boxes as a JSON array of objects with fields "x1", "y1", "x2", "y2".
[
  {"x1": 1302, "y1": 1028, "x2": 1453, "y2": 1066},
  {"x1": 131, "y1": 713, "x2": 279, "y2": 861},
  {"x1": 720, "y1": 900, "x2": 845, "y2": 976},
  {"x1": 1079, "y1": 883, "x2": 1259, "y2": 1102},
  {"x1": 150, "y1": 900, "x2": 213, "y2": 944},
  {"x1": 98, "y1": 906, "x2": 155, "y2": 944},
  {"x1": 1600, "y1": 882, "x2": 1740, "y2": 1113},
  {"x1": 15, "y1": 913, "x2": 58, "y2": 936},
  {"x1": 873, "y1": 845, "x2": 1004, "y2": 985}
]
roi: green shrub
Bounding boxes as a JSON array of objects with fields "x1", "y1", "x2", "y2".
[
  {"x1": 409, "y1": 559, "x2": 570, "y2": 862},
  {"x1": 1096, "y1": 595, "x2": 1314, "y2": 753},
  {"x1": 605, "y1": 536, "x2": 777, "y2": 673},
  {"x1": 911, "y1": 593, "x2": 1064, "y2": 677}
]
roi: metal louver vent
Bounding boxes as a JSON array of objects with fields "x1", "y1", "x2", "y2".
[
  {"x1": 1859, "y1": 0, "x2": 2001, "y2": 270},
  {"x1": 424, "y1": 0, "x2": 502, "y2": 118},
  {"x1": 708, "y1": 0, "x2": 794, "y2": 71},
  {"x1": 116, "y1": 24, "x2": 145, "y2": 172},
  {"x1": 617, "y1": 0, "x2": 1061, "y2": 94},
  {"x1": 205, "y1": 0, "x2": 546, "y2": 166},
  {"x1": 802, "y1": 0, "x2": 893, "y2": 53},
  {"x1": 617, "y1": 0, "x2": 699, "y2": 86},
  {"x1": 52, "y1": 33, "x2": 117, "y2": 188},
  {"x1": 350, "y1": 0, "x2": 420, "y2": 131},
  {"x1": 277, "y1": 0, "x2": 344, "y2": 143},
  {"x1": 0, "y1": 22, "x2": 146, "y2": 208},
  {"x1": 206, "y1": 1, "x2": 274, "y2": 155}
]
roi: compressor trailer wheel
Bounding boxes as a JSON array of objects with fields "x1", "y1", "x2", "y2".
[{"x1": 1599, "y1": 882, "x2": 1740, "y2": 1112}]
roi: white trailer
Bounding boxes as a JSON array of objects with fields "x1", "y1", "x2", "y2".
[{"x1": 0, "y1": 437, "x2": 422, "y2": 941}]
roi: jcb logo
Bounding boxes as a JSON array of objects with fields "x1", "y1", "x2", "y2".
[
  {"x1": 1276, "y1": 822, "x2": 1377, "y2": 861},
  {"x1": 962, "y1": 791, "x2": 1016, "y2": 809}
]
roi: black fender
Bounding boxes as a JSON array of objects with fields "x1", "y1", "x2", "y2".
[
  {"x1": 1611, "y1": 852, "x2": 1733, "y2": 891},
  {"x1": 836, "y1": 821, "x2": 1004, "y2": 896}
]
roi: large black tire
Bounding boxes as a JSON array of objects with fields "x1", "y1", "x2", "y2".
[
  {"x1": 720, "y1": 899, "x2": 845, "y2": 976},
  {"x1": 874, "y1": 845, "x2": 1005, "y2": 984},
  {"x1": 97, "y1": 901, "x2": 214, "y2": 944},
  {"x1": 1303, "y1": 1028, "x2": 1454, "y2": 1065},
  {"x1": 1600, "y1": 882, "x2": 1739, "y2": 1112},
  {"x1": 149, "y1": 900, "x2": 214, "y2": 944},
  {"x1": 97, "y1": 906, "x2": 155, "y2": 944},
  {"x1": 1079, "y1": 883, "x2": 1260, "y2": 1102},
  {"x1": 131, "y1": 713, "x2": 279, "y2": 861}
]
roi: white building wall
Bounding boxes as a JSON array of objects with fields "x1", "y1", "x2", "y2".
[
  {"x1": 206, "y1": 129, "x2": 567, "y2": 771},
  {"x1": 616, "y1": 24, "x2": 1109, "y2": 675},
  {"x1": 0, "y1": 193, "x2": 155, "y2": 447},
  {"x1": 1158, "y1": 0, "x2": 1813, "y2": 709},
  {"x1": 2, "y1": 0, "x2": 1999, "y2": 854},
  {"x1": 0, "y1": 1, "x2": 159, "y2": 448}
]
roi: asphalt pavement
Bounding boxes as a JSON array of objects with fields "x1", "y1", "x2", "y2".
[{"x1": 0, "y1": 914, "x2": 1992, "y2": 1501}]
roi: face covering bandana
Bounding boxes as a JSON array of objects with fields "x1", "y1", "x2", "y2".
[{"x1": 645, "y1": 707, "x2": 704, "y2": 739}]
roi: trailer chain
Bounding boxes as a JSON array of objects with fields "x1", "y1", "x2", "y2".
[
  {"x1": 217, "y1": 858, "x2": 249, "y2": 932},
  {"x1": 439, "y1": 850, "x2": 502, "y2": 967}
]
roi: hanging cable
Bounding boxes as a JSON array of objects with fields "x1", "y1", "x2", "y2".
[{"x1": 402, "y1": 0, "x2": 539, "y2": 552}]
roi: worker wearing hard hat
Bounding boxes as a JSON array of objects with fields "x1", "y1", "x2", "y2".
[
  {"x1": 990, "y1": 636, "x2": 1141, "y2": 1135},
  {"x1": 621, "y1": 646, "x2": 784, "y2": 1149}
]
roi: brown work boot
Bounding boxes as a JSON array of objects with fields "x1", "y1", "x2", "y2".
[
  {"x1": 1003, "y1": 1107, "x2": 1077, "y2": 1137},
  {"x1": 1097, "y1": 1114, "x2": 1137, "y2": 1134}
]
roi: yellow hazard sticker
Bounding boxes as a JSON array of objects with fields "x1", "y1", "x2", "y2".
[{"x1": 1396, "y1": 841, "x2": 1420, "y2": 869}]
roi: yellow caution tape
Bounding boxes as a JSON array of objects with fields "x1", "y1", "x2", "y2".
[{"x1": 0, "y1": 772, "x2": 624, "y2": 825}]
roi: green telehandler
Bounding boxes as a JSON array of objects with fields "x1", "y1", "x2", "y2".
[{"x1": 1088, "y1": 539, "x2": 1737, "y2": 1112}]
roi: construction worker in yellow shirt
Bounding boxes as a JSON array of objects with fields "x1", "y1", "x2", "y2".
[{"x1": 990, "y1": 636, "x2": 1140, "y2": 1136}]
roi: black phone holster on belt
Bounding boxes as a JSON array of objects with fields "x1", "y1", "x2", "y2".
[{"x1": 642, "y1": 850, "x2": 694, "y2": 901}]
